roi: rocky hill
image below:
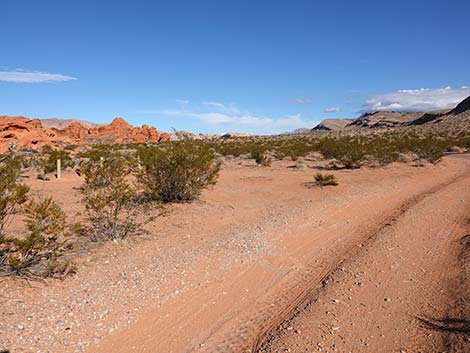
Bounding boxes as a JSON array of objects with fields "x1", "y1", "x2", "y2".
[
  {"x1": 346, "y1": 111, "x2": 424, "y2": 129},
  {"x1": 0, "y1": 116, "x2": 170, "y2": 153},
  {"x1": 312, "y1": 96, "x2": 470, "y2": 131},
  {"x1": 448, "y1": 95, "x2": 470, "y2": 115},
  {"x1": 312, "y1": 119, "x2": 354, "y2": 131}
]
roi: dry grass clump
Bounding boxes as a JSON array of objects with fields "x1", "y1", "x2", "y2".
[{"x1": 314, "y1": 173, "x2": 338, "y2": 187}]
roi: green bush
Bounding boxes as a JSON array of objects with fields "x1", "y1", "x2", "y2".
[
  {"x1": 317, "y1": 138, "x2": 366, "y2": 169},
  {"x1": 408, "y1": 138, "x2": 445, "y2": 163},
  {"x1": 200, "y1": 133, "x2": 464, "y2": 170},
  {"x1": 251, "y1": 150, "x2": 271, "y2": 166},
  {"x1": 1, "y1": 197, "x2": 74, "y2": 278},
  {"x1": 0, "y1": 155, "x2": 29, "y2": 238},
  {"x1": 137, "y1": 140, "x2": 221, "y2": 202},
  {"x1": 41, "y1": 146, "x2": 74, "y2": 174},
  {"x1": 80, "y1": 151, "x2": 149, "y2": 240},
  {"x1": 314, "y1": 173, "x2": 338, "y2": 187}
]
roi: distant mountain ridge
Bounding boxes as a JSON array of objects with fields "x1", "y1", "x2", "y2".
[
  {"x1": 312, "y1": 96, "x2": 470, "y2": 131},
  {"x1": 40, "y1": 118, "x2": 102, "y2": 130},
  {"x1": 312, "y1": 119, "x2": 354, "y2": 131},
  {"x1": 448, "y1": 95, "x2": 470, "y2": 115}
]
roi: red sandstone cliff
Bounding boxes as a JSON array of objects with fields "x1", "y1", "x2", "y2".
[{"x1": 0, "y1": 116, "x2": 169, "y2": 153}]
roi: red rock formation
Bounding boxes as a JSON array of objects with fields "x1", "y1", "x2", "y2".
[
  {"x1": 61, "y1": 117, "x2": 163, "y2": 144},
  {"x1": 0, "y1": 115, "x2": 167, "y2": 153},
  {"x1": 0, "y1": 116, "x2": 72, "y2": 153},
  {"x1": 61, "y1": 122, "x2": 89, "y2": 139},
  {"x1": 158, "y1": 132, "x2": 171, "y2": 142}
]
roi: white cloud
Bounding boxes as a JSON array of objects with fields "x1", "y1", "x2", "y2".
[
  {"x1": 202, "y1": 101, "x2": 240, "y2": 115},
  {"x1": 363, "y1": 86, "x2": 470, "y2": 112},
  {"x1": 0, "y1": 70, "x2": 77, "y2": 83},
  {"x1": 293, "y1": 98, "x2": 313, "y2": 105},
  {"x1": 324, "y1": 107, "x2": 341, "y2": 113},
  {"x1": 158, "y1": 102, "x2": 317, "y2": 134},
  {"x1": 189, "y1": 112, "x2": 235, "y2": 124},
  {"x1": 175, "y1": 99, "x2": 190, "y2": 107}
]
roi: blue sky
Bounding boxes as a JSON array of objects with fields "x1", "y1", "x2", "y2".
[{"x1": 1, "y1": 0, "x2": 469, "y2": 134}]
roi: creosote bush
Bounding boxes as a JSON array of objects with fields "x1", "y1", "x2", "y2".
[
  {"x1": 80, "y1": 151, "x2": 150, "y2": 241},
  {"x1": 316, "y1": 138, "x2": 367, "y2": 169},
  {"x1": 0, "y1": 155, "x2": 29, "y2": 238},
  {"x1": 1, "y1": 196, "x2": 74, "y2": 278},
  {"x1": 251, "y1": 150, "x2": 272, "y2": 166},
  {"x1": 137, "y1": 140, "x2": 221, "y2": 202},
  {"x1": 314, "y1": 173, "x2": 338, "y2": 187},
  {"x1": 41, "y1": 145, "x2": 74, "y2": 174},
  {"x1": 205, "y1": 132, "x2": 455, "y2": 170}
]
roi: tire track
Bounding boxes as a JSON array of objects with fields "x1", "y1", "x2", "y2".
[
  {"x1": 196, "y1": 172, "x2": 468, "y2": 353},
  {"x1": 257, "y1": 166, "x2": 470, "y2": 353}
]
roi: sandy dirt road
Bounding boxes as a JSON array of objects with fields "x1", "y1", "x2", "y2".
[
  {"x1": 1, "y1": 156, "x2": 469, "y2": 353},
  {"x1": 259, "y1": 154, "x2": 470, "y2": 353}
]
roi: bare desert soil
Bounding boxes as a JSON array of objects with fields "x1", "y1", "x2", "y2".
[{"x1": 1, "y1": 155, "x2": 469, "y2": 353}]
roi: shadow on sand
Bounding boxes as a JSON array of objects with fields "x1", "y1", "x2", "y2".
[{"x1": 418, "y1": 317, "x2": 470, "y2": 335}]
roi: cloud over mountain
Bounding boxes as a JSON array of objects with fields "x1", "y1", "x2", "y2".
[{"x1": 362, "y1": 86, "x2": 470, "y2": 112}]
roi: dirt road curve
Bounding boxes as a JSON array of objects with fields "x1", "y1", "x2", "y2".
[{"x1": 1, "y1": 156, "x2": 469, "y2": 353}]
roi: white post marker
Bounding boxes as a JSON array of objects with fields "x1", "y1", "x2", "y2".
[{"x1": 57, "y1": 159, "x2": 61, "y2": 179}]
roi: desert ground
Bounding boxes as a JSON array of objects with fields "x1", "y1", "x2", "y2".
[
  {"x1": 3, "y1": 2, "x2": 470, "y2": 352},
  {"x1": 1, "y1": 154, "x2": 469, "y2": 353}
]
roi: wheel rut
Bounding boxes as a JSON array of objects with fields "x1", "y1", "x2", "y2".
[
  {"x1": 197, "y1": 172, "x2": 469, "y2": 353},
  {"x1": 256, "y1": 168, "x2": 470, "y2": 353}
]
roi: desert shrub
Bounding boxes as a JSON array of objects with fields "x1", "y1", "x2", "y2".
[
  {"x1": 251, "y1": 149, "x2": 271, "y2": 166},
  {"x1": 77, "y1": 143, "x2": 115, "y2": 160},
  {"x1": 317, "y1": 138, "x2": 366, "y2": 169},
  {"x1": 277, "y1": 139, "x2": 315, "y2": 161},
  {"x1": 1, "y1": 197, "x2": 74, "y2": 278},
  {"x1": 80, "y1": 152, "x2": 149, "y2": 240},
  {"x1": 408, "y1": 138, "x2": 445, "y2": 163},
  {"x1": 0, "y1": 155, "x2": 29, "y2": 238},
  {"x1": 41, "y1": 146, "x2": 74, "y2": 174},
  {"x1": 364, "y1": 138, "x2": 400, "y2": 166},
  {"x1": 314, "y1": 173, "x2": 338, "y2": 187},
  {"x1": 137, "y1": 140, "x2": 221, "y2": 202}
]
